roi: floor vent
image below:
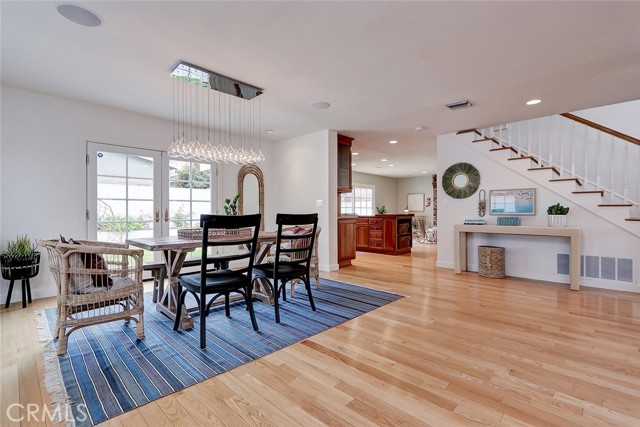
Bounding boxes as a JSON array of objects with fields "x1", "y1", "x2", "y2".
[{"x1": 557, "y1": 254, "x2": 634, "y2": 282}]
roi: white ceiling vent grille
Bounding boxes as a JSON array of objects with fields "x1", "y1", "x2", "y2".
[{"x1": 445, "y1": 100, "x2": 472, "y2": 110}]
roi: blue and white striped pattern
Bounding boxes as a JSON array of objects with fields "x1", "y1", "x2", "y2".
[{"x1": 41, "y1": 279, "x2": 401, "y2": 427}]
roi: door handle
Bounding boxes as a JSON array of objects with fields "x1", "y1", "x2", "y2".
[
  {"x1": 164, "y1": 208, "x2": 169, "y2": 222},
  {"x1": 155, "y1": 209, "x2": 160, "y2": 223}
]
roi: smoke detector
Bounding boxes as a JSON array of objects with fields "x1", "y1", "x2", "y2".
[{"x1": 445, "y1": 100, "x2": 472, "y2": 110}]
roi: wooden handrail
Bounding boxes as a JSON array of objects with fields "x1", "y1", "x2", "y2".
[{"x1": 560, "y1": 113, "x2": 640, "y2": 146}]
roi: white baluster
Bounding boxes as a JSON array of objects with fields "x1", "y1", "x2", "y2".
[
  {"x1": 609, "y1": 135, "x2": 615, "y2": 203},
  {"x1": 548, "y1": 116, "x2": 553, "y2": 169},
  {"x1": 571, "y1": 122, "x2": 576, "y2": 177},
  {"x1": 508, "y1": 121, "x2": 513, "y2": 158},
  {"x1": 583, "y1": 127, "x2": 589, "y2": 189},
  {"x1": 528, "y1": 121, "x2": 532, "y2": 157},
  {"x1": 623, "y1": 141, "x2": 629, "y2": 202},
  {"x1": 537, "y1": 118, "x2": 542, "y2": 165},
  {"x1": 558, "y1": 118, "x2": 564, "y2": 178},
  {"x1": 596, "y1": 131, "x2": 601, "y2": 188}
]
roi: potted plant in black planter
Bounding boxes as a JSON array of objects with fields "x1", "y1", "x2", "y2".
[
  {"x1": 547, "y1": 203, "x2": 570, "y2": 227},
  {"x1": 1, "y1": 235, "x2": 40, "y2": 308}
]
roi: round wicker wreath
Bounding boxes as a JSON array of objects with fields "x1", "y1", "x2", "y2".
[{"x1": 442, "y1": 162, "x2": 480, "y2": 199}]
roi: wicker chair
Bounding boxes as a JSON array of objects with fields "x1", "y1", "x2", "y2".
[{"x1": 38, "y1": 239, "x2": 145, "y2": 356}]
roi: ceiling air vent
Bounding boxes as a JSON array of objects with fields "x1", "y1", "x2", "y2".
[{"x1": 446, "y1": 100, "x2": 472, "y2": 110}]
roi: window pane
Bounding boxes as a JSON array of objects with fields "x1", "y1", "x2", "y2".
[
  {"x1": 97, "y1": 152, "x2": 126, "y2": 176},
  {"x1": 128, "y1": 155, "x2": 154, "y2": 179},
  {"x1": 97, "y1": 176, "x2": 126, "y2": 199},
  {"x1": 128, "y1": 178, "x2": 154, "y2": 200}
]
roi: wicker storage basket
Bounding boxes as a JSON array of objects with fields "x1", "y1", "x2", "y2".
[{"x1": 478, "y1": 245, "x2": 505, "y2": 278}]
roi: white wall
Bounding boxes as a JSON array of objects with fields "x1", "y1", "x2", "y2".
[
  {"x1": 437, "y1": 132, "x2": 640, "y2": 292},
  {"x1": 573, "y1": 100, "x2": 640, "y2": 139},
  {"x1": 397, "y1": 176, "x2": 434, "y2": 224},
  {"x1": 352, "y1": 172, "x2": 398, "y2": 214},
  {"x1": 273, "y1": 130, "x2": 337, "y2": 271},
  {"x1": 0, "y1": 86, "x2": 279, "y2": 302}
]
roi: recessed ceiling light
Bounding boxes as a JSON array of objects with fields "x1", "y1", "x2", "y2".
[
  {"x1": 389, "y1": 164, "x2": 395, "y2": 167},
  {"x1": 381, "y1": 159, "x2": 388, "y2": 162},
  {"x1": 421, "y1": 171, "x2": 427, "y2": 174},
  {"x1": 57, "y1": 4, "x2": 102, "y2": 27},
  {"x1": 389, "y1": 140, "x2": 398, "y2": 144},
  {"x1": 526, "y1": 99, "x2": 542, "y2": 105},
  {"x1": 415, "y1": 126, "x2": 425, "y2": 131},
  {"x1": 351, "y1": 163, "x2": 356, "y2": 166},
  {"x1": 264, "y1": 129, "x2": 273, "y2": 134},
  {"x1": 310, "y1": 101, "x2": 331, "y2": 109},
  {"x1": 352, "y1": 152, "x2": 359, "y2": 156}
]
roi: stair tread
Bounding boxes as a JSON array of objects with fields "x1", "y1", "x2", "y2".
[
  {"x1": 508, "y1": 156, "x2": 539, "y2": 164},
  {"x1": 457, "y1": 129, "x2": 481, "y2": 135},
  {"x1": 472, "y1": 138, "x2": 492, "y2": 143},
  {"x1": 549, "y1": 178, "x2": 582, "y2": 186},
  {"x1": 572, "y1": 191, "x2": 604, "y2": 195},
  {"x1": 490, "y1": 146, "x2": 515, "y2": 152},
  {"x1": 528, "y1": 167, "x2": 560, "y2": 174},
  {"x1": 625, "y1": 218, "x2": 640, "y2": 221},
  {"x1": 598, "y1": 204, "x2": 633, "y2": 207}
]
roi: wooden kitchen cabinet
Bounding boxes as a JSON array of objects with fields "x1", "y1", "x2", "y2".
[
  {"x1": 356, "y1": 214, "x2": 413, "y2": 255},
  {"x1": 338, "y1": 216, "x2": 357, "y2": 267},
  {"x1": 337, "y1": 134, "x2": 353, "y2": 193}
]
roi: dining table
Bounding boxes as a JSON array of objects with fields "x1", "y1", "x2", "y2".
[{"x1": 126, "y1": 231, "x2": 277, "y2": 330}]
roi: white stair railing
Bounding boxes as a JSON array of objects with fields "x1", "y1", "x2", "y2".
[{"x1": 479, "y1": 115, "x2": 640, "y2": 209}]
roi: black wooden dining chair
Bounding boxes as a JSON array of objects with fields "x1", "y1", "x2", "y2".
[
  {"x1": 173, "y1": 213, "x2": 261, "y2": 349},
  {"x1": 252, "y1": 213, "x2": 318, "y2": 323}
]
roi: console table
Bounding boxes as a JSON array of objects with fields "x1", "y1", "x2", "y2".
[{"x1": 453, "y1": 224, "x2": 581, "y2": 290}]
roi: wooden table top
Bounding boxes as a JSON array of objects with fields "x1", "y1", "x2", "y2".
[{"x1": 127, "y1": 231, "x2": 277, "y2": 251}]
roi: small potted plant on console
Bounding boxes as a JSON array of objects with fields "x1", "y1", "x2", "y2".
[{"x1": 547, "y1": 203, "x2": 569, "y2": 227}]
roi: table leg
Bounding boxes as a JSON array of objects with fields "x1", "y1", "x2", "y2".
[
  {"x1": 156, "y1": 249, "x2": 194, "y2": 330},
  {"x1": 569, "y1": 232, "x2": 581, "y2": 291},
  {"x1": 252, "y1": 242, "x2": 275, "y2": 305}
]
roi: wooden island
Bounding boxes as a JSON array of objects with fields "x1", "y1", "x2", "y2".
[{"x1": 356, "y1": 214, "x2": 413, "y2": 255}]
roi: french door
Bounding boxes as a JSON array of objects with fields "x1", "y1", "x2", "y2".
[{"x1": 86, "y1": 142, "x2": 216, "y2": 261}]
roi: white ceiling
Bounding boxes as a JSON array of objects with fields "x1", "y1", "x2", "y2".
[{"x1": 2, "y1": 1, "x2": 639, "y2": 177}]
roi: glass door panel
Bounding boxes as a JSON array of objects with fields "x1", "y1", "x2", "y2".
[{"x1": 88, "y1": 143, "x2": 162, "y2": 263}]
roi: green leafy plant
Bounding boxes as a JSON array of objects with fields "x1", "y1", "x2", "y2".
[
  {"x1": 547, "y1": 203, "x2": 570, "y2": 215},
  {"x1": 376, "y1": 205, "x2": 387, "y2": 214},
  {"x1": 1, "y1": 235, "x2": 38, "y2": 264},
  {"x1": 97, "y1": 214, "x2": 151, "y2": 232},
  {"x1": 224, "y1": 193, "x2": 240, "y2": 215}
]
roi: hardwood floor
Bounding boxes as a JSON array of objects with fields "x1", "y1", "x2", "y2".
[{"x1": 2, "y1": 243, "x2": 639, "y2": 426}]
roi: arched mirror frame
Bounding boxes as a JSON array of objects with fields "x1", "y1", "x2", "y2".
[{"x1": 238, "y1": 164, "x2": 265, "y2": 230}]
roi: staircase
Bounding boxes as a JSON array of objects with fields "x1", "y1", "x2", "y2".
[{"x1": 457, "y1": 113, "x2": 640, "y2": 235}]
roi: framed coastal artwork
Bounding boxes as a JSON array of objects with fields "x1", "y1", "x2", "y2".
[{"x1": 489, "y1": 188, "x2": 536, "y2": 215}]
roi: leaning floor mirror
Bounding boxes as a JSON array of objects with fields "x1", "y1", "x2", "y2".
[{"x1": 238, "y1": 164, "x2": 265, "y2": 230}]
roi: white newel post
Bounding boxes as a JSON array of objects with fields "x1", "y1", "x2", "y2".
[{"x1": 558, "y1": 119, "x2": 564, "y2": 178}]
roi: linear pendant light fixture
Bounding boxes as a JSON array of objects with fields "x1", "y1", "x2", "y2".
[{"x1": 167, "y1": 62, "x2": 265, "y2": 165}]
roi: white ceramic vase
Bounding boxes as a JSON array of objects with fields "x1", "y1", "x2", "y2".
[{"x1": 548, "y1": 215, "x2": 567, "y2": 227}]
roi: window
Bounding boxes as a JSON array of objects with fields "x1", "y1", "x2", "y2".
[
  {"x1": 341, "y1": 184, "x2": 374, "y2": 216},
  {"x1": 168, "y1": 160, "x2": 213, "y2": 234}
]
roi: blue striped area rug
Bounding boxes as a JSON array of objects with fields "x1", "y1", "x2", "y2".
[{"x1": 37, "y1": 279, "x2": 401, "y2": 427}]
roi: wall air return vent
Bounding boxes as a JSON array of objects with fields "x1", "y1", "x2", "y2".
[
  {"x1": 557, "y1": 254, "x2": 634, "y2": 283},
  {"x1": 445, "y1": 100, "x2": 472, "y2": 110}
]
